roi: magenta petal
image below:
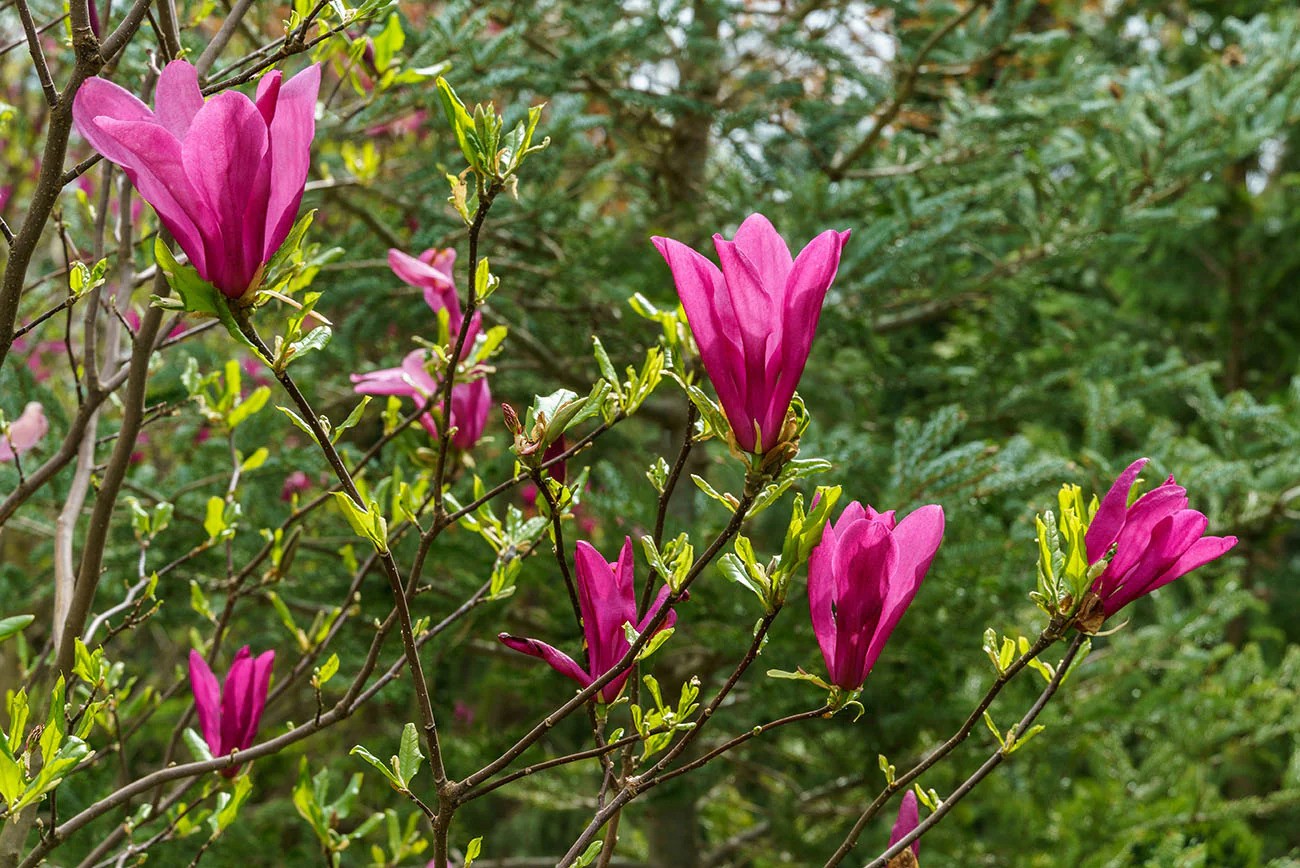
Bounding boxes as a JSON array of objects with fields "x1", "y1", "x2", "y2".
[
  {"x1": 889, "y1": 791, "x2": 921, "y2": 856},
  {"x1": 450, "y1": 376, "x2": 491, "y2": 450},
  {"x1": 807, "y1": 520, "x2": 839, "y2": 676},
  {"x1": 498, "y1": 634, "x2": 591, "y2": 687},
  {"x1": 730, "y1": 213, "x2": 793, "y2": 295},
  {"x1": 1084, "y1": 458, "x2": 1148, "y2": 563},
  {"x1": 830, "y1": 520, "x2": 897, "y2": 689},
  {"x1": 1100, "y1": 484, "x2": 1189, "y2": 581},
  {"x1": 262, "y1": 64, "x2": 319, "y2": 258},
  {"x1": 861, "y1": 504, "x2": 943, "y2": 677},
  {"x1": 638, "y1": 583, "x2": 678, "y2": 634},
  {"x1": 235, "y1": 650, "x2": 274, "y2": 750},
  {"x1": 188, "y1": 650, "x2": 223, "y2": 756},
  {"x1": 80, "y1": 116, "x2": 210, "y2": 277},
  {"x1": 183, "y1": 92, "x2": 269, "y2": 295},
  {"x1": 254, "y1": 70, "x2": 283, "y2": 126},
  {"x1": 573, "y1": 540, "x2": 629, "y2": 678},
  {"x1": 1141, "y1": 534, "x2": 1238, "y2": 599},
  {"x1": 218, "y1": 647, "x2": 253, "y2": 755},
  {"x1": 390, "y1": 247, "x2": 456, "y2": 291},
  {"x1": 154, "y1": 60, "x2": 205, "y2": 138},
  {"x1": 652, "y1": 235, "x2": 752, "y2": 450}
]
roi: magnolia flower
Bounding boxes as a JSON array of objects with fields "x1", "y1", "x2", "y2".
[
  {"x1": 499, "y1": 537, "x2": 676, "y2": 703},
  {"x1": 1082, "y1": 458, "x2": 1237, "y2": 624},
  {"x1": 652, "y1": 213, "x2": 850, "y2": 454},
  {"x1": 188, "y1": 646, "x2": 274, "y2": 776},
  {"x1": 388, "y1": 247, "x2": 481, "y2": 351},
  {"x1": 73, "y1": 60, "x2": 320, "y2": 299},
  {"x1": 887, "y1": 791, "x2": 921, "y2": 867},
  {"x1": 808, "y1": 502, "x2": 944, "y2": 691},
  {"x1": 351, "y1": 349, "x2": 490, "y2": 451},
  {"x1": 0, "y1": 402, "x2": 49, "y2": 462}
]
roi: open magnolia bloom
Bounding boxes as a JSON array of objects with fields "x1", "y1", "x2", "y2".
[
  {"x1": 350, "y1": 349, "x2": 491, "y2": 451},
  {"x1": 1078, "y1": 458, "x2": 1238, "y2": 630},
  {"x1": 499, "y1": 538, "x2": 676, "y2": 703},
  {"x1": 808, "y1": 502, "x2": 945, "y2": 692},
  {"x1": 188, "y1": 646, "x2": 275, "y2": 776},
  {"x1": 652, "y1": 213, "x2": 850, "y2": 455},
  {"x1": 387, "y1": 247, "x2": 482, "y2": 350},
  {"x1": 0, "y1": 401, "x2": 48, "y2": 462},
  {"x1": 73, "y1": 60, "x2": 320, "y2": 299}
]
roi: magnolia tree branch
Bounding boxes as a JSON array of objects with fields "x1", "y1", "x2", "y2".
[
  {"x1": 822, "y1": 621, "x2": 1069, "y2": 867},
  {"x1": 864, "y1": 633, "x2": 1088, "y2": 867},
  {"x1": 459, "y1": 494, "x2": 756, "y2": 794},
  {"x1": 228, "y1": 311, "x2": 448, "y2": 791}
]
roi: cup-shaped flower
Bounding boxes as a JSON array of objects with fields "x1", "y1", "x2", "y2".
[
  {"x1": 0, "y1": 402, "x2": 48, "y2": 462},
  {"x1": 351, "y1": 349, "x2": 490, "y2": 451},
  {"x1": 387, "y1": 247, "x2": 482, "y2": 351},
  {"x1": 188, "y1": 646, "x2": 275, "y2": 776},
  {"x1": 499, "y1": 537, "x2": 677, "y2": 703},
  {"x1": 808, "y1": 502, "x2": 944, "y2": 691},
  {"x1": 887, "y1": 791, "x2": 921, "y2": 866},
  {"x1": 652, "y1": 213, "x2": 850, "y2": 454},
  {"x1": 1081, "y1": 458, "x2": 1237, "y2": 625},
  {"x1": 73, "y1": 60, "x2": 320, "y2": 299}
]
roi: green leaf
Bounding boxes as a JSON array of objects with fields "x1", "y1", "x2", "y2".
[
  {"x1": 573, "y1": 840, "x2": 605, "y2": 867},
  {"x1": 183, "y1": 728, "x2": 214, "y2": 763},
  {"x1": 316, "y1": 653, "x2": 340, "y2": 687},
  {"x1": 0, "y1": 615, "x2": 34, "y2": 644},
  {"x1": 464, "y1": 836, "x2": 483, "y2": 867},
  {"x1": 239, "y1": 447, "x2": 269, "y2": 472},
  {"x1": 396, "y1": 722, "x2": 423, "y2": 787},
  {"x1": 39, "y1": 677, "x2": 66, "y2": 766},
  {"x1": 332, "y1": 396, "x2": 372, "y2": 444},
  {"x1": 331, "y1": 493, "x2": 390, "y2": 553},
  {"x1": 226, "y1": 386, "x2": 270, "y2": 428},
  {"x1": 350, "y1": 745, "x2": 402, "y2": 789},
  {"x1": 277, "y1": 405, "x2": 321, "y2": 444}
]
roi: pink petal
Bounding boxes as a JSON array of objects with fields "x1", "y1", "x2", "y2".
[
  {"x1": 888, "y1": 791, "x2": 921, "y2": 856},
  {"x1": 0, "y1": 402, "x2": 48, "y2": 461},
  {"x1": 1084, "y1": 458, "x2": 1147, "y2": 563},
  {"x1": 573, "y1": 540, "x2": 630, "y2": 679},
  {"x1": 1140, "y1": 534, "x2": 1238, "y2": 599},
  {"x1": 449, "y1": 376, "x2": 491, "y2": 450},
  {"x1": 807, "y1": 520, "x2": 839, "y2": 677},
  {"x1": 652, "y1": 236, "x2": 752, "y2": 451},
  {"x1": 254, "y1": 70, "x2": 282, "y2": 126},
  {"x1": 1102, "y1": 510, "x2": 1207, "y2": 616},
  {"x1": 829, "y1": 519, "x2": 897, "y2": 690},
  {"x1": 730, "y1": 213, "x2": 793, "y2": 296},
  {"x1": 182, "y1": 92, "x2": 270, "y2": 295},
  {"x1": 187, "y1": 650, "x2": 223, "y2": 756},
  {"x1": 76, "y1": 113, "x2": 211, "y2": 278},
  {"x1": 498, "y1": 634, "x2": 591, "y2": 687},
  {"x1": 262, "y1": 64, "x2": 320, "y2": 258},
  {"x1": 235, "y1": 650, "x2": 274, "y2": 750},
  {"x1": 861, "y1": 505, "x2": 942, "y2": 678},
  {"x1": 389, "y1": 247, "x2": 456, "y2": 291},
  {"x1": 219, "y1": 647, "x2": 255, "y2": 755},
  {"x1": 154, "y1": 61, "x2": 205, "y2": 139},
  {"x1": 1100, "y1": 483, "x2": 1189, "y2": 582},
  {"x1": 762, "y1": 228, "x2": 848, "y2": 444}
]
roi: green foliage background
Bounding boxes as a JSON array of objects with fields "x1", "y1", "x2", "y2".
[{"x1": 2, "y1": 0, "x2": 1298, "y2": 865}]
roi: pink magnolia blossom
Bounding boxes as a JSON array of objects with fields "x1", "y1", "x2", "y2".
[
  {"x1": 652, "y1": 213, "x2": 850, "y2": 453},
  {"x1": 808, "y1": 502, "x2": 944, "y2": 691},
  {"x1": 351, "y1": 349, "x2": 490, "y2": 451},
  {"x1": 499, "y1": 537, "x2": 676, "y2": 703},
  {"x1": 1083, "y1": 458, "x2": 1237, "y2": 622},
  {"x1": 887, "y1": 791, "x2": 921, "y2": 864},
  {"x1": 188, "y1": 646, "x2": 274, "y2": 776},
  {"x1": 280, "y1": 470, "x2": 312, "y2": 501},
  {"x1": 387, "y1": 247, "x2": 481, "y2": 351},
  {"x1": 0, "y1": 402, "x2": 49, "y2": 462},
  {"x1": 73, "y1": 60, "x2": 320, "y2": 299}
]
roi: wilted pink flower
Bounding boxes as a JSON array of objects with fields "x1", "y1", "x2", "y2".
[
  {"x1": 499, "y1": 538, "x2": 676, "y2": 703},
  {"x1": 188, "y1": 646, "x2": 275, "y2": 776},
  {"x1": 1082, "y1": 458, "x2": 1237, "y2": 624},
  {"x1": 652, "y1": 214, "x2": 850, "y2": 454},
  {"x1": 887, "y1": 791, "x2": 921, "y2": 864},
  {"x1": 351, "y1": 349, "x2": 490, "y2": 451},
  {"x1": 280, "y1": 470, "x2": 311, "y2": 501},
  {"x1": 808, "y1": 502, "x2": 944, "y2": 691},
  {"x1": 0, "y1": 402, "x2": 49, "y2": 462},
  {"x1": 387, "y1": 247, "x2": 481, "y2": 351},
  {"x1": 73, "y1": 60, "x2": 320, "y2": 299}
]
